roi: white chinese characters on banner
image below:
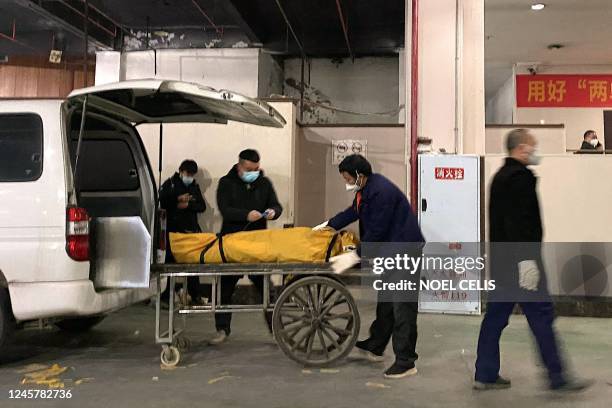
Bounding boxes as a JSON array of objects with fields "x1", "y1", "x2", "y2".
[{"x1": 332, "y1": 140, "x2": 367, "y2": 165}]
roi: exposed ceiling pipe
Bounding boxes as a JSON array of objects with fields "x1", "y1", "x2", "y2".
[
  {"x1": 57, "y1": 0, "x2": 118, "y2": 38},
  {"x1": 83, "y1": 0, "x2": 89, "y2": 87},
  {"x1": 15, "y1": 0, "x2": 110, "y2": 50},
  {"x1": 334, "y1": 0, "x2": 354, "y2": 60},
  {"x1": 192, "y1": 0, "x2": 224, "y2": 35},
  {"x1": 0, "y1": 19, "x2": 38, "y2": 51},
  {"x1": 273, "y1": 0, "x2": 306, "y2": 59},
  {"x1": 410, "y1": 0, "x2": 419, "y2": 209}
]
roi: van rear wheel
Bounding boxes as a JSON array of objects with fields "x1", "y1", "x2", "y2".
[
  {"x1": 0, "y1": 289, "x2": 15, "y2": 350},
  {"x1": 55, "y1": 316, "x2": 105, "y2": 333}
]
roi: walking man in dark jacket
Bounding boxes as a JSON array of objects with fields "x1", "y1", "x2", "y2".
[
  {"x1": 314, "y1": 154, "x2": 425, "y2": 379},
  {"x1": 160, "y1": 159, "x2": 206, "y2": 303},
  {"x1": 211, "y1": 149, "x2": 283, "y2": 344},
  {"x1": 474, "y1": 129, "x2": 592, "y2": 392}
]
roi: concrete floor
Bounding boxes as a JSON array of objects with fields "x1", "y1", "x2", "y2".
[{"x1": 0, "y1": 300, "x2": 610, "y2": 408}]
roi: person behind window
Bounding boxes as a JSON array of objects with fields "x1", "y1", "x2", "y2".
[{"x1": 580, "y1": 130, "x2": 603, "y2": 151}]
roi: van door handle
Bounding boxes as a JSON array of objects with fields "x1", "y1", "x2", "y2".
[
  {"x1": 128, "y1": 169, "x2": 138, "y2": 178},
  {"x1": 421, "y1": 198, "x2": 427, "y2": 212}
]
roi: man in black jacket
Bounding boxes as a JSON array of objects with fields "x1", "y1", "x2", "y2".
[
  {"x1": 579, "y1": 130, "x2": 603, "y2": 151},
  {"x1": 474, "y1": 129, "x2": 591, "y2": 392},
  {"x1": 211, "y1": 149, "x2": 282, "y2": 344},
  {"x1": 159, "y1": 159, "x2": 206, "y2": 303}
]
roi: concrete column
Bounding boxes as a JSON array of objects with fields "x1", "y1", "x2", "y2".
[
  {"x1": 461, "y1": 0, "x2": 486, "y2": 154},
  {"x1": 412, "y1": 0, "x2": 485, "y2": 154}
]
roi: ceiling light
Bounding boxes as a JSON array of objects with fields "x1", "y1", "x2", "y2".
[{"x1": 531, "y1": 3, "x2": 545, "y2": 11}]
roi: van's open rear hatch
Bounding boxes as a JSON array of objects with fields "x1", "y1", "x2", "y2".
[
  {"x1": 64, "y1": 80, "x2": 286, "y2": 290},
  {"x1": 67, "y1": 79, "x2": 286, "y2": 128}
]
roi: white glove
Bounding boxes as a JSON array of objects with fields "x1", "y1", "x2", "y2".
[
  {"x1": 329, "y1": 251, "x2": 360, "y2": 275},
  {"x1": 312, "y1": 220, "x2": 330, "y2": 231},
  {"x1": 518, "y1": 260, "x2": 540, "y2": 291}
]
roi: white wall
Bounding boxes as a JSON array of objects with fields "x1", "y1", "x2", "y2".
[
  {"x1": 416, "y1": 0, "x2": 485, "y2": 154},
  {"x1": 517, "y1": 108, "x2": 604, "y2": 151},
  {"x1": 484, "y1": 155, "x2": 612, "y2": 297},
  {"x1": 419, "y1": 0, "x2": 457, "y2": 152},
  {"x1": 96, "y1": 48, "x2": 282, "y2": 99},
  {"x1": 485, "y1": 125, "x2": 566, "y2": 154},
  {"x1": 296, "y1": 126, "x2": 407, "y2": 228},
  {"x1": 486, "y1": 75, "x2": 514, "y2": 124},
  {"x1": 138, "y1": 102, "x2": 297, "y2": 233},
  {"x1": 484, "y1": 154, "x2": 612, "y2": 242},
  {"x1": 284, "y1": 57, "x2": 400, "y2": 124}
]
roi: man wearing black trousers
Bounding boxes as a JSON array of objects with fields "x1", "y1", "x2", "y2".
[
  {"x1": 211, "y1": 149, "x2": 283, "y2": 345},
  {"x1": 314, "y1": 154, "x2": 425, "y2": 379},
  {"x1": 159, "y1": 159, "x2": 206, "y2": 305},
  {"x1": 474, "y1": 129, "x2": 592, "y2": 392}
]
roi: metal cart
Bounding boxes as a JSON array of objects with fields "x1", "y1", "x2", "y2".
[{"x1": 152, "y1": 263, "x2": 361, "y2": 368}]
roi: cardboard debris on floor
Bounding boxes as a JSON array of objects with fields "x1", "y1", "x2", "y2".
[
  {"x1": 20, "y1": 364, "x2": 68, "y2": 389},
  {"x1": 366, "y1": 382, "x2": 391, "y2": 389}
]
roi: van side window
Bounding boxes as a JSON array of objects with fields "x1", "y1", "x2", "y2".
[
  {"x1": 0, "y1": 114, "x2": 43, "y2": 182},
  {"x1": 70, "y1": 139, "x2": 140, "y2": 192}
]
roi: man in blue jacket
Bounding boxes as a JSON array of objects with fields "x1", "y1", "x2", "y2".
[{"x1": 314, "y1": 154, "x2": 425, "y2": 379}]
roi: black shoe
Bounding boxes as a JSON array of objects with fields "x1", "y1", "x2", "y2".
[
  {"x1": 551, "y1": 378, "x2": 594, "y2": 393},
  {"x1": 473, "y1": 376, "x2": 512, "y2": 390},
  {"x1": 354, "y1": 340, "x2": 385, "y2": 362},
  {"x1": 384, "y1": 363, "x2": 418, "y2": 379}
]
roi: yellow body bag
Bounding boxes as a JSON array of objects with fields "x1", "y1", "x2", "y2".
[{"x1": 169, "y1": 227, "x2": 358, "y2": 264}]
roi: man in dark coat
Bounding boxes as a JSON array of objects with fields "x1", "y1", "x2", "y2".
[
  {"x1": 159, "y1": 159, "x2": 206, "y2": 303},
  {"x1": 579, "y1": 130, "x2": 603, "y2": 151},
  {"x1": 315, "y1": 154, "x2": 425, "y2": 379},
  {"x1": 211, "y1": 149, "x2": 283, "y2": 344},
  {"x1": 474, "y1": 129, "x2": 592, "y2": 392}
]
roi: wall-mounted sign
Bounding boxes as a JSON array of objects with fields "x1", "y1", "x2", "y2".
[
  {"x1": 332, "y1": 139, "x2": 367, "y2": 165},
  {"x1": 435, "y1": 167, "x2": 464, "y2": 180},
  {"x1": 517, "y1": 74, "x2": 612, "y2": 108}
]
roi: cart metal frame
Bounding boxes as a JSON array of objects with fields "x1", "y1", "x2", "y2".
[{"x1": 152, "y1": 263, "x2": 362, "y2": 367}]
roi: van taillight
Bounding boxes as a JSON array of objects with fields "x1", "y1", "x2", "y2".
[{"x1": 66, "y1": 207, "x2": 90, "y2": 261}]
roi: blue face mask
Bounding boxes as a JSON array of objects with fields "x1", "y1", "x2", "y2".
[
  {"x1": 181, "y1": 175, "x2": 194, "y2": 186},
  {"x1": 240, "y1": 170, "x2": 260, "y2": 184}
]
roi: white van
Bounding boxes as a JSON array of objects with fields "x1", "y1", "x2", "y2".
[{"x1": 0, "y1": 80, "x2": 285, "y2": 351}]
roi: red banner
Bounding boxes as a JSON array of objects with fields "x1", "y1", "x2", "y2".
[{"x1": 516, "y1": 74, "x2": 612, "y2": 108}]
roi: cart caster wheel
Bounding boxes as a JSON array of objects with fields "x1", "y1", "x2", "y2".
[
  {"x1": 160, "y1": 345, "x2": 180, "y2": 367},
  {"x1": 175, "y1": 336, "x2": 191, "y2": 351}
]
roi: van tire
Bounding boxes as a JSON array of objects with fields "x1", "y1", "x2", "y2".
[
  {"x1": 55, "y1": 316, "x2": 105, "y2": 333},
  {"x1": 0, "y1": 288, "x2": 15, "y2": 350}
]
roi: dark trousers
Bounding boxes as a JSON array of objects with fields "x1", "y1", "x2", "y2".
[
  {"x1": 215, "y1": 275, "x2": 265, "y2": 335},
  {"x1": 475, "y1": 301, "x2": 565, "y2": 387},
  {"x1": 361, "y1": 293, "x2": 419, "y2": 369}
]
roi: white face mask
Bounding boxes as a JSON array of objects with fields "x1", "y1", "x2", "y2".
[
  {"x1": 345, "y1": 174, "x2": 361, "y2": 192},
  {"x1": 590, "y1": 138, "x2": 599, "y2": 147},
  {"x1": 527, "y1": 147, "x2": 541, "y2": 166}
]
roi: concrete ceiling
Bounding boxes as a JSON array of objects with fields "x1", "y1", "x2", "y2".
[
  {"x1": 486, "y1": 0, "x2": 612, "y2": 101},
  {"x1": 0, "y1": 0, "x2": 404, "y2": 58}
]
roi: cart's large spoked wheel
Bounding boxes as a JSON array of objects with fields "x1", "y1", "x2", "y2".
[{"x1": 273, "y1": 276, "x2": 360, "y2": 367}]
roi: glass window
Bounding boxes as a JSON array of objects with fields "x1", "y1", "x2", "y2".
[
  {"x1": 70, "y1": 139, "x2": 139, "y2": 192},
  {"x1": 0, "y1": 114, "x2": 43, "y2": 182}
]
